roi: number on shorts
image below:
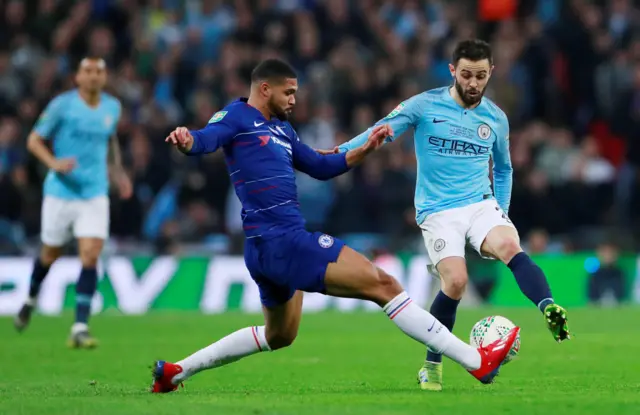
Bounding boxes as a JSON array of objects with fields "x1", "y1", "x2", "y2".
[{"x1": 495, "y1": 206, "x2": 512, "y2": 224}]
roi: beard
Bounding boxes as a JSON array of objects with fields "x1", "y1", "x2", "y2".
[
  {"x1": 454, "y1": 80, "x2": 485, "y2": 107},
  {"x1": 268, "y1": 99, "x2": 291, "y2": 121},
  {"x1": 83, "y1": 83, "x2": 103, "y2": 94}
]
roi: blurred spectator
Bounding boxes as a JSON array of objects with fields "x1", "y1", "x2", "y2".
[
  {"x1": 535, "y1": 128, "x2": 577, "y2": 186},
  {"x1": 525, "y1": 228, "x2": 550, "y2": 254},
  {"x1": 565, "y1": 135, "x2": 615, "y2": 185},
  {"x1": 587, "y1": 242, "x2": 626, "y2": 305},
  {"x1": 0, "y1": 116, "x2": 27, "y2": 252},
  {"x1": 523, "y1": 228, "x2": 564, "y2": 254}
]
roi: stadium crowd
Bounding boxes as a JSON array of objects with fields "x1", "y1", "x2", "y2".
[{"x1": 1, "y1": 0, "x2": 640, "y2": 255}]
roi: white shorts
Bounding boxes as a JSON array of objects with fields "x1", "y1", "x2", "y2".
[
  {"x1": 41, "y1": 196, "x2": 110, "y2": 246},
  {"x1": 420, "y1": 200, "x2": 516, "y2": 275}
]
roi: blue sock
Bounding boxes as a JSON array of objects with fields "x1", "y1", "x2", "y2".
[
  {"x1": 28, "y1": 259, "x2": 51, "y2": 299},
  {"x1": 75, "y1": 267, "x2": 98, "y2": 324},
  {"x1": 426, "y1": 291, "x2": 460, "y2": 363},
  {"x1": 508, "y1": 252, "x2": 554, "y2": 312}
]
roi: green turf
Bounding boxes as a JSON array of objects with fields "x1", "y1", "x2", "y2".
[{"x1": 1, "y1": 308, "x2": 639, "y2": 415}]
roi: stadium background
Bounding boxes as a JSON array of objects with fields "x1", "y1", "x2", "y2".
[
  {"x1": 2, "y1": 0, "x2": 640, "y2": 314},
  {"x1": 3, "y1": 2, "x2": 640, "y2": 414}
]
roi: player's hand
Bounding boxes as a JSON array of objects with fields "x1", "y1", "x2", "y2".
[
  {"x1": 362, "y1": 124, "x2": 394, "y2": 153},
  {"x1": 316, "y1": 147, "x2": 339, "y2": 155},
  {"x1": 165, "y1": 127, "x2": 193, "y2": 152},
  {"x1": 51, "y1": 158, "x2": 76, "y2": 173},
  {"x1": 115, "y1": 171, "x2": 133, "y2": 200}
]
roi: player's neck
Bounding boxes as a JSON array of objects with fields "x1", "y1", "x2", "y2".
[
  {"x1": 78, "y1": 89, "x2": 101, "y2": 108},
  {"x1": 247, "y1": 95, "x2": 272, "y2": 120},
  {"x1": 448, "y1": 86, "x2": 481, "y2": 110}
]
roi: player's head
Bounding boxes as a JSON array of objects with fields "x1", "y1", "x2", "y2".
[
  {"x1": 449, "y1": 40, "x2": 494, "y2": 107},
  {"x1": 76, "y1": 57, "x2": 107, "y2": 94},
  {"x1": 250, "y1": 59, "x2": 298, "y2": 121}
]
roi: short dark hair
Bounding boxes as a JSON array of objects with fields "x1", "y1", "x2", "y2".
[
  {"x1": 251, "y1": 59, "x2": 297, "y2": 84},
  {"x1": 452, "y1": 39, "x2": 493, "y2": 65}
]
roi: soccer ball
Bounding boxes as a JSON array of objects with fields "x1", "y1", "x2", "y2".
[{"x1": 469, "y1": 315, "x2": 520, "y2": 364}]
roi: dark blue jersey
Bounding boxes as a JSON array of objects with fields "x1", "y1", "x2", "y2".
[{"x1": 187, "y1": 98, "x2": 350, "y2": 239}]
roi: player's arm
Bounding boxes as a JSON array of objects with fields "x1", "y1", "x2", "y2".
[
  {"x1": 106, "y1": 100, "x2": 133, "y2": 199},
  {"x1": 336, "y1": 95, "x2": 424, "y2": 153},
  {"x1": 27, "y1": 96, "x2": 75, "y2": 173},
  {"x1": 108, "y1": 133, "x2": 134, "y2": 199},
  {"x1": 108, "y1": 134, "x2": 124, "y2": 170},
  {"x1": 492, "y1": 116, "x2": 513, "y2": 213},
  {"x1": 108, "y1": 102, "x2": 125, "y2": 174},
  {"x1": 167, "y1": 111, "x2": 236, "y2": 155},
  {"x1": 293, "y1": 125, "x2": 391, "y2": 181}
]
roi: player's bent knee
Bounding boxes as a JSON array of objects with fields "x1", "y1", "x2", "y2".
[
  {"x1": 445, "y1": 273, "x2": 468, "y2": 296},
  {"x1": 78, "y1": 239, "x2": 103, "y2": 267},
  {"x1": 377, "y1": 268, "x2": 403, "y2": 293},
  {"x1": 265, "y1": 330, "x2": 297, "y2": 350},
  {"x1": 40, "y1": 245, "x2": 62, "y2": 265},
  {"x1": 80, "y1": 251, "x2": 100, "y2": 267},
  {"x1": 365, "y1": 268, "x2": 403, "y2": 305},
  {"x1": 436, "y1": 257, "x2": 468, "y2": 297},
  {"x1": 494, "y1": 237, "x2": 522, "y2": 263}
]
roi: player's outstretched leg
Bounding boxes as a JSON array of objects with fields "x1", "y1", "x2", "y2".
[
  {"x1": 481, "y1": 226, "x2": 570, "y2": 343},
  {"x1": 324, "y1": 246, "x2": 519, "y2": 385},
  {"x1": 152, "y1": 291, "x2": 303, "y2": 393},
  {"x1": 420, "y1": 257, "x2": 466, "y2": 391},
  {"x1": 14, "y1": 245, "x2": 61, "y2": 332},
  {"x1": 67, "y1": 238, "x2": 102, "y2": 349}
]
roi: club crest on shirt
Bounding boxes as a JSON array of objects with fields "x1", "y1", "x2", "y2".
[
  {"x1": 318, "y1": 234, "x2": 334, "y2": 248},
  {"x1": 104, "y1": 115, "x2": 113, "y2": 128},
  {"x1": 477, "y1": 124, "x2": 491, "y2": 140}
]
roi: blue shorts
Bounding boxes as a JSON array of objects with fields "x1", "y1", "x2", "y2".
[{"x1": 244, "y1": 230, "x2": 345, "y2": 307}]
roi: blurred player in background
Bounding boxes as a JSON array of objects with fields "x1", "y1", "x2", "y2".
[
  {"x1": 14, "y1": 57, "x2": 132, "y2": 348},
  {"x1": 152, "y1": 59, "x2": 519, "y2": 393},
  {"x1": 333, "y1": 40, "x2": 570, "y2": 391}
]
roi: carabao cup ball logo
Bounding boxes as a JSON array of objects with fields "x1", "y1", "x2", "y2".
[
  {"x1": 385, "y1": 102, "x2": 405, "y2": 119},
  {"x1": 318, "y1": 234, "x2": 334, "y2": 248}
]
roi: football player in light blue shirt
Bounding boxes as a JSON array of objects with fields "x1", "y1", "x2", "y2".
[
  {"x1": 14, "y1": 57, "x2": 132, "y2": 348},
  {"x1": 332, "y1": 40, "x2": 570, "y2": 391}
]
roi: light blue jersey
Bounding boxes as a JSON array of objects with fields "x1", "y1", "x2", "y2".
[
  {"x1": 34, "y1": 90, "x2": 121, "y2": 200},
  {"x1": 338, "y1": 86, "x2": 512, "y2": 225}
]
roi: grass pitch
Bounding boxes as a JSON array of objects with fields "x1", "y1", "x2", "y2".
[{"x1": 1, "y1": 307, "x2": 639, "y2": 415}]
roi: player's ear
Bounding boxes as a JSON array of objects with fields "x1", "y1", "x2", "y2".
[
  {"x1": 260, "y1": 81, "x2": 271, "y2": 98},
  {"x1": 448, "y1": 63, "x2": 456, "y2": 78}
]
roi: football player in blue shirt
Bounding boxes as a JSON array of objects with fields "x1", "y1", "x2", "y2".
[
  {"x1": 335, "y1": 40, "x2": 571, "y2": 391},
  {"x1": 14, "y1": 57, "x2": 132, "y2": 348},
  {"x1": 151, "y1": 59, "x2": 519, "y2": 392}
]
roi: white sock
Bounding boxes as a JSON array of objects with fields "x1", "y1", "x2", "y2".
[
  {"x1": 172, "y1": 326, "x2": 271, "y2": 384},
  {"x1": 71, "y1": 322, "x2": 89, "y2": 335},
  {"x1": 383, "y1": 292, "x2": 481, "y2": 370}
]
